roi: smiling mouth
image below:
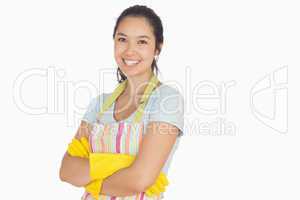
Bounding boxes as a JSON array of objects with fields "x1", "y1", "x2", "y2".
[{"x1": 122, "y1": 58, "x2": 141, "y2": 66}]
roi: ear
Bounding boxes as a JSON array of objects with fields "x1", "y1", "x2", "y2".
[{"x1": 155, "y1": 43, "x2": 163, "y2": 55}]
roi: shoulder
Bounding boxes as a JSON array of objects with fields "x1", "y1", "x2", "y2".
[
  {"x1": 85, "y1": 92, "x2": 110, "y2": 113},
  {"x1": 147, "y1": 83, "x2": 185, "y2": 136},
  {"x1": 82, "y1": 92, "x2": 113, "y2": 122},
  {"x1": 157, "y1": 84, "x2": 182, "y2": 95},
  {"x1": 89, "y1": 93, "x2": 103, "y2": 106},
  {"x1": 150, "y1": 84, "x2": 184, "y2": 105},
  {"x1": 147, "y1": 83, "x2": 184, "y2": 115}
]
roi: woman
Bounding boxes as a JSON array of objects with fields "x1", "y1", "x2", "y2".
[{"x1": 59, "y1": 5, "x2": 184, "y2": 200}]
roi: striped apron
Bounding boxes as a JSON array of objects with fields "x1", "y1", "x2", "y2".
[{"x1": 82, "y1": 75, "x2": 164, "y2": 200}]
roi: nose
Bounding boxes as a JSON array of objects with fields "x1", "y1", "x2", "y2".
[{"x1": 124, "y1": 41, "x2": 136, "y2": 56}]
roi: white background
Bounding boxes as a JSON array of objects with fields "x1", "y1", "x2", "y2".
[{"x1": 1, "y1": 0, "x2": 299, "y2": 199}]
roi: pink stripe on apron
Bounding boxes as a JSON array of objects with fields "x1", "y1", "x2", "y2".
[
  {"x1": 116, "y1": 122, "x2": 124, "y2": 153},
  {"x1": 139, "y1": 192, "x2": 145, "y2": 200},
  {"x1": 125, "y1": 124, "x2": 131, "y2": 154}
]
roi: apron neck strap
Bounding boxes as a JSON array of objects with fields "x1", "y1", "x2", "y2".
[{"x1": 96, "y1": 73, "x2": 159, "y2": 123}]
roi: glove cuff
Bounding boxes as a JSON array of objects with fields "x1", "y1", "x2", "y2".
[{"x1": 85, "y1": 180, "x2": 103, "y2": 200}]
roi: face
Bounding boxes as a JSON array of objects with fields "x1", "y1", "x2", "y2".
[{"x1": 114, "y1": 17, "x2": 159, "y2": 79}]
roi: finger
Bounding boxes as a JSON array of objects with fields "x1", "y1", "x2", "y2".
[
  {"x1": 149, "y1": 185, "x2": 160, "y2": 195},
  {"x1": 154, "y1": 180, "x2": 165, "y2": 191},
  {"x1": 145, "y1": 188, "x2": 154, "y2": 197},
  {"x1": 68, "y1": 143, "x2": 82, "y2": 157},
  {"x1": 69, "y1": 139, "x2": 87, "y2": 157},
  {"x1": 73, "y1": 139, "x2": 89, "y2": 157},
  {"x1": 80, "y1": 137, "x2": 91, "y2": 153},
  {"x1": 159, "y1": 173, "x2": 169, "y2": 186}
]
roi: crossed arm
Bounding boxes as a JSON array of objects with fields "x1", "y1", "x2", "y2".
[{"x1": 59, "y1": 120, "x2": 179, "y2": 197}]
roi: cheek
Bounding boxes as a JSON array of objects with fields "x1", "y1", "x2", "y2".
[
  {"x1": 141, "y1": 49, "x2": 155, "y2": 61},
  {"x1": 139, "y1": 45, "x2": 156, "y2": 59},
  {"x1": 114, "y1": 44, "x2": 124, "y2": 60}
]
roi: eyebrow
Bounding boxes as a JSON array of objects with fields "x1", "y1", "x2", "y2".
[{"x1": 116, "y1": 32, "x2": 151, "y2": 39}]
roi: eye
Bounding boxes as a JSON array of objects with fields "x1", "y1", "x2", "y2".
[
  {"x1": 117, "y1": 37, "x2": 126, "y2": 42},
  {"x1": 138, "y1": 40, "x2": 148, "y2": 45}
]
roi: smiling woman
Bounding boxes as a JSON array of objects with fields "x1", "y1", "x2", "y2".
[
  {"x1": 59, "y1": 5, "x2": 184, "y2": 200},
  {"x1": 113, "y1": 16, "x2": 160, "y2": 82},
  {"x1": 112, "y1": 5, "x2": 163, "y2": 85}
]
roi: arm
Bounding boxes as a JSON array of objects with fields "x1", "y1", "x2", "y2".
[
  {"x1": 59, "y1": 153, "x2": 91, "y2": 187},
  {"x1": 59, "y1": 121, "x2": 92, "y2": 186},
  {"x1": 100, "y1": 121, "x2": 179, "y2": 197},
  {"x1": 59, "y1": 121, "x2": 178, "y2": 196}
]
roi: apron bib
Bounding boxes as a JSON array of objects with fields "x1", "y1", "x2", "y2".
[{"x1": 82, "y1": 75, "x2": 164, "y2": 200}]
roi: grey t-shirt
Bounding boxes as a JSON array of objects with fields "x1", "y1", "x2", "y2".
[{"x1": 82, "y1": 84, "x2": 184, "y2": 174}]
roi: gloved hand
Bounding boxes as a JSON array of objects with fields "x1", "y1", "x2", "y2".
[
  {"x1": 67, "y1": 137, "x2": 90, "y2": 158},
  {"x1": 84, "y1": 180, "x2": 103, "y2": 200},
  {"x1": 89, "y1": 152, "x2": 169, "y2": 198},
  {"x1": 85, "y1": 170, "x2": 169, "y2": 200},
  {"x1": 84, "y1": 173, "x2": 169, "y2": 200},
  {"x1": 89, "y1": 153, "x2": 135, "y2": 179},
  {"x1": 67, "y1": 137, "x2": 103, "y2": 199},
  {"x1": 145, "y1": 172, "x2": 169, "y2": 197},
  {"x1": 67, "y1": 137, "x2": 169, "y2": 200}
]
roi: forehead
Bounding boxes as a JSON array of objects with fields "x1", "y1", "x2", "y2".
[{"x1": 116, "y1": 17, "x2": 155, "y2": 39}]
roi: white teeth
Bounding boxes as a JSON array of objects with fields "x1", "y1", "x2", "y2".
[{"x1": 123, "y1": 59, "x2": 140, "y2": 66}]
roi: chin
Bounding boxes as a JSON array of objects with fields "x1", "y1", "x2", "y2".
[
  {"x1": 119, "y1": 65, "x2": 150, "y2": 77},
  {"x1": 122, "y1": 70, "x2": 144, "y2": 78}
]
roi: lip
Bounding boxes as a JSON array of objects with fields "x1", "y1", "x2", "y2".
[{"x1": 122, "y1": 58, "x2": 141, "y2": 66}]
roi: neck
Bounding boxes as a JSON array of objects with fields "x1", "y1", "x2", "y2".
[{"x1": 124, "y1": 72, "x2": 153, "y2": 97}]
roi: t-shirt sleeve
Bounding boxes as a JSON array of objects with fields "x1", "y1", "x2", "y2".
[
  {"x1": 81, "y1": 94, "x2": 103, "y2": 124},
  {"x1": 148, "y1": 87, "x2": 184, "y2": 137}
]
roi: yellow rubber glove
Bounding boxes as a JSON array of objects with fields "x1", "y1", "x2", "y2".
[
  {"x1": 85, "y1": 153, "x2": 134, "y2": 200},
  {"x1": 145, "y1": 172, "x2": 169, "y2": 197},
  {"x1": 67, "y1": 138, "x2": 169, "y2": 199},
  {"x1": 67, "y1": 137, "x2": 90, "y2": 158},
  {"x1": 67, "y1": 138, "x2": 103, "y2": 199},
  {"x1": 85, "y1": 172, "x2": 169, "y2": 200},
  {"x1": 84, "y1": 180, "x2": 103, "y2": 200},
  {"x1": 89, "y1": 153, "x2": 169, "y2": 199},
  {"x1": 80, "y1": 137, "x2": 91, "y2": 155},
  {"x1": 89, "y1": 153, "x2": 135, "y2": 179}
]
